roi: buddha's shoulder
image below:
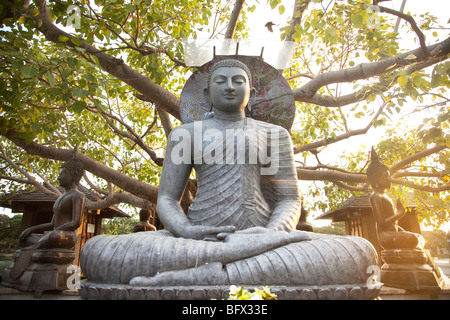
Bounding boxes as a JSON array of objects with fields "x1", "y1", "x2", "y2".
[
  {"x1": 169, "y1": 122, "x2": 197, "y2": 136},
  {"x1": 72, "y1": 188, "x2": 86, "y2": 200},
  {"x1": 170, "y1": 119, "x2": 217, "y2": 131},
  {"x1": 249, "y1": 118, "x2": 290, "y2": 137}
]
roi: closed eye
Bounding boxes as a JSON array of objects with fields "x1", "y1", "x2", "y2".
[
  {"x1": 213, "y1": 75, "x2": 226, "y2": 84},
  {"x1": 232, "y1": 76, "x2": 246, "y2": 84}
]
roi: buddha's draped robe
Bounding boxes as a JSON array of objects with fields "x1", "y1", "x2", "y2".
[{"x1": 187, "y1": 118, "x2": 299, "y2": 231}]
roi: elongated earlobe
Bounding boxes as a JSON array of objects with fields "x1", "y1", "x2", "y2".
[
  {"x1": 204, "y1": 88, "x2": 213, "y2": 112},
  {"x1": 246, "y1": 88, "x2": 256, "y2": 112}
]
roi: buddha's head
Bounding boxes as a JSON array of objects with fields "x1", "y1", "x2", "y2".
[
  {"x1": 58, "y1": 147, "x2": 84, "y2": 189},
  {"x1": 366, "y1": 147, "x2": 391, "y2": 191},
  {"x1": 139, "y1": 208, "x2": 153, "y2": 222},
  {"x1": 204, "y1": 59, "x2": 255, "y2": 113}
]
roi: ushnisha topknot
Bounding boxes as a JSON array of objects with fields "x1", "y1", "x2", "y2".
[
  {"x1": 61, "y1": 145, "x2": 84, "y2": 185},
  {"x1": 206, "y1": 59, "x2": 253, "y2": 90},
  {"x1": 366, "y1": 147, "x2": 389, "y2": 185}
]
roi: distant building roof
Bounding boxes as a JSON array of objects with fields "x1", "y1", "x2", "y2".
[
  {"x1": 0, "y1": 185, "x2": 129, "y2": 218},
  {"x1": 316, "y1": 191, "x2": 417, "y2": 221}
]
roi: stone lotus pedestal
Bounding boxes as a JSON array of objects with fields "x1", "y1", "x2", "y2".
[
  {"x1": 380, "y1": 248, "x2": 444, "y2": 291},
  {"x1": 1, "y1": 248, "x2": 75, "y2": 297},
  {"x1": 79, "y1": 283, "x2": 382, "y2": 300}
]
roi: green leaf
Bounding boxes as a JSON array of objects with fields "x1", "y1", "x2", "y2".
[
  {"x1": 72, "y1": 88, "x2": 88, "y2": 98},
  {"x1": 46, "y1": 71, "x2": 56, "y2": 88},
  {"x1": 270, "y1": 0, "x2": 280, "y2": 10},
  {"x1": 94, "y1": 99, "x2": 107, "y2": 112},
  {"x1": 14, "y1": 131, "x2": 37, "y2": 144},
  {"x1": 278, "y1": 5, "x2": 285, "y2": 15},
  {"x1": 21, "y1": 65, "x2": 38, "y2": 78},
  {"x1": 67, "y1": 57, "x2": 78, "y2": 69},
  {"x1": 70, "y1": 38, "x2": 83, "y2": 46},
  {"x1": 58, "y1": 35, "x2": 69, "y2": 43},
  {"x1": 351, "y1": 14, "x2": 364, "y2": 28},
  {"x1": 85, "y1": 74, "x2": 96, "y2": 82},
  {"x1": 397, "y1": 75, "x2": 408, "y2": 89},
  {"x1": 124, "y1": 4, "x2": 136, "y2": 13},
  {"x1": 429, "y1": 127, "x2": 443, "y2": 139},
  {"x1": 405, "y1": 54, "x2": 417, "y2": 60},
  {"x1": 72, "y1": 101, "x2": 86, "y2": 113}
]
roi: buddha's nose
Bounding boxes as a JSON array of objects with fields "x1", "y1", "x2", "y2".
[{"x1": 225, "y1": 79, "x2": 235, "y2": 92}]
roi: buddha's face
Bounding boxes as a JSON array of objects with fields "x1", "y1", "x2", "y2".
[
  {"x1": 375, "y1": 169, "x2": 391, "y2": 191},
  {"x1": 58, "y1": 167, "x2": 74, "y2": 189},
  {"x1": 205, "y1": 66, "x2": 254, "y2": 113}
]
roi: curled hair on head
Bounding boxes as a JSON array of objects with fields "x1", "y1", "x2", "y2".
[
  {"x1": 366, "y1": 147, "x2": 389, "y2": 186},
  {"x1": 206, "y1": 59, "x2": 253, "y2": 90},
  {"x1": 61, "y1": 145, "x2": 84, "y2": 185}
]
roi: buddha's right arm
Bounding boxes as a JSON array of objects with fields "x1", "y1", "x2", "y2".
[{"x1": 157, "y1": 127, "x2": 194, "y2": 237}]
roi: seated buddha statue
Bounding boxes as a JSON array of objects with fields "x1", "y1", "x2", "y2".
[
  {"x1": 367, "y1": 148, "x2": 444, "y2": 290},
  {"x1": 366, "y1": 148, "x2": 424, "y2": 250},
  {"x1": 18, "y1": 150, "x2": 85, "y2": 251},
  {"x1": 80, "y1": 59, "x2": 379, "y2": 298},
  {"x1": 3, "y1": 149, "x2": 85, "y2": 287}
]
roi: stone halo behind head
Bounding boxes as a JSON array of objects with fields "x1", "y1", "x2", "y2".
[{"x1": 179, "y1": 56, "x2": 295, "y2": 131}]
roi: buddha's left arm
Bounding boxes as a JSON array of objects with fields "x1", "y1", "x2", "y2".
[{"x1": 264, "y1": 127, "x2": 301, "y2": 231}]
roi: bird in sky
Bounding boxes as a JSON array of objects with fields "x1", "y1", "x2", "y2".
[{"x1": 265, "y1": 21, "x2": 275, "y2": 32}]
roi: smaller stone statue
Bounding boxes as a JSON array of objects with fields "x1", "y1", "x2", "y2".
[
  {"x1": 366, "y1": 148, "x2": 424, "y2": 250},
  {"x1": 2, "y1": 147, "x2": 85, "y2": 295},
  {"x1": 132, "y1": 208, "x2": 156, "y2": 233},
  {"x1": 367, "y1": 147, "x2": 443, "y2": 291}
]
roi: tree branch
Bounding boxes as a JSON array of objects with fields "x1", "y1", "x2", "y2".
[
  {"x1": 392, "y1": 172, "x2": 447, "y2": 179},
  {"x1": 391, "y1": 178, "x2": 450, "y2": 193},
  {"x1": 329, "y1": 180, "x2": 367, "y2": 192},
  {"x1": 3, "y1": 130, "x2": 159, "y2": 203},
  {"x1": 32, "y1": 0, "x2": 181, "y2": 120},
  {"x1": 0, "y1": 143, "x2": 60, "y2": 198},
  {"x1": 297, "y1": 167, "x2": 367, "y2": 183},
  {"x1": 224, "y1": 0, "x2": 245, "y2": 39},
  {"x1": 0, "y1": 174, "x2": 34, "y2": 185},
  {"x1": 84, "y1": 191, "x2": 153, "y2": 211},
  {"x1": 296, "y1": 144, "x2": 448, "y2": 193},
  {"x1": 389, "y1": 145, "x2": 448, "y2": 174},
  {"x1": 134, "y1": 94, "x2": 173, "y2": 137},
  {"x1": 83, "y1": 172, "x2": 109, "y2": 196},
  {"x1": 285, "y1": 0, "x2": 311, "y2": 42},
  {"x1": 293, "y1": 36, "x2": 450, "y2": 102},
  {"x1": 378, "y1": 5, "x2": 429, "y2": 57},
  {"x1": 97, "y1": 111, "x2": 163, "y2": 166},
  {"x1": 294, "y1": 101, "x2": 386, "y2": 153}
]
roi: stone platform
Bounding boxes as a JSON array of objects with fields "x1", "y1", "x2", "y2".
[{"x1": 79, "y1": 281, "x2": 381, "y2": 300}]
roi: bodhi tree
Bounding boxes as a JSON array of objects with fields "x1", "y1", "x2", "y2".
[{"x1": 0, "y1": 0, "x2": 449, "y2": 227}]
